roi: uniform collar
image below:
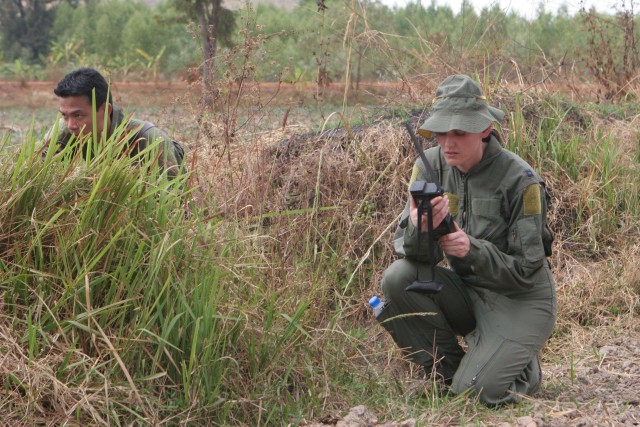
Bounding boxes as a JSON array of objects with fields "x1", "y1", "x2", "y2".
[
  {"x1": 456, "y1": 134, "x2": 502, "y2": 176},
  {"x1": 107, "y1": 104, "x2": 125, "y2": 137}
]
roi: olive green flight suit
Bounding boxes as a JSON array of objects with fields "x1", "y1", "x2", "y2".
[
  {"x1": 44, "y1": 104, "x2": 185, "y2": 178},
  {"x1": 379, "y1": 134, "x2": 556, "y2": 405}
]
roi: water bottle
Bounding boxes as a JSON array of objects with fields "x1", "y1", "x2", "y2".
[{"x1": 369, "y1": 295, "x2": 385, "y2": 318}]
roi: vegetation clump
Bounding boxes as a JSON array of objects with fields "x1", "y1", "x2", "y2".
[
  {"x1": 1, "y1": 80, "x2": 640, "y2": 424},
  {"x1": 1, "y1": 0, "x2": 640, "y2": 423}
]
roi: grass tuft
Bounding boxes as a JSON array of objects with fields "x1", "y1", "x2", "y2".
[{"x1": 2, "y1": 81, "x2": 639, "y2": 425}]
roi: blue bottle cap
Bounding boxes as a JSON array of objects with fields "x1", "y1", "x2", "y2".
[{"x1": 369, "y1": 296, "x2": 381, "y2": 308}]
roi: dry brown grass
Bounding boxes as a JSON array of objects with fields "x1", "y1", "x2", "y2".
[
  {"x1": 197, "y1": 84, "x2": 640, "y2": 423},
  {"x1": 185, "y1": 78, "x2": 640, "y2": 326},
  {"x1": 3, "y1": 78, "x2": 640, "y2": 425},
  {"x1": 0, "y1": 317, "x2": 115, "y2": 426}
]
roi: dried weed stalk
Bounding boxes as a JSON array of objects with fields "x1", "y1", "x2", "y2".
[{"x1": 581, "y1": 5, "x2": 640, "y2": 100}]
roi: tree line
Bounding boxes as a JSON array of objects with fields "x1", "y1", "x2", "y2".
[{"x1": 0, "y1": 0, "x2": 637, "y2": 92}]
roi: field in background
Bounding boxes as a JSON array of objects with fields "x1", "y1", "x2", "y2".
[{"x1": 1, "y1": 78, "x2": 639, "y2": 426}]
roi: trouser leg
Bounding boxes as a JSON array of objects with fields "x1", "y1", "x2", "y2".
[
  {"x1": 451, "y1": 288, "x2": 555, "y2": 405},
  {"x1": 452, "y1": 334, "x2": 541, "y2": 405},
  {"x1": 518, "y1": 354, "x2": 542, "y2": 395},
  {"x1": 379, "y1": 259, "x2": 475, "y2": 381}
]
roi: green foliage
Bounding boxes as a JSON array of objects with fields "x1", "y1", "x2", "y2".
[
  {"x1": 0, "y1": 0, "x2": 637, "y2": 89},
  {"x1": 172, "y1": 0, "x2": 236, "y2": 45},
  {"x1": 93, "y1": 0, "x2": 140, "y2": 59},
  {"x1": 0, "y1": 120, "x2": 373, "y2": 424},
  {"x1": 580, "y1": 9, "x2": 640, "y2": 99},
  {"x1": 0, "y1": 0, "x2": 58, "y2": 61},
  {"x1": 122, "y1": 11, "x2": 166, "y2": 61},
  {"x1": 0, "y1": 130, "x2": 206, "y2": 421},
  {"x1": 3, "y1": 73, "x2": 640, "y2": 424},
  {"x1": 506, "y1": 95, "x2": 640, "y2": 249},
  {"x1": 46, "y1": 0, "x2": 199, "y2": 79}
]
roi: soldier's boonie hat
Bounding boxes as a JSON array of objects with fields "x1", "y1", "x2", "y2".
[{"x1": 418, "y1": 74, "x2": 504, "y2": 138}]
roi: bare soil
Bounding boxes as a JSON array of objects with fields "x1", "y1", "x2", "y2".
[{"x1": 0, "y1": 80, "x2": 400, "y2": 109}]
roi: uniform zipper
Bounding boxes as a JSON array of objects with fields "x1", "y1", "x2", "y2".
[{"x1": 461, "y1": 173, "x2": 469, "y2": 231}]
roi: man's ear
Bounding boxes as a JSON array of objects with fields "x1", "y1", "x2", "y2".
[
  {"x1": 102, "y1": 103, "x2": 113, "y2": 125},
  {"x1": 480, "y1": 126, "x2": 492, "y2": 138},
  {"x1": 96, "y1": 101, "x2": 111, "y2": 114}
]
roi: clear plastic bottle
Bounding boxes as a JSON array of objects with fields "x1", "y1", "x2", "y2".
[{"x1": 369, "y1": 295, "x2": 385, "y2": 318}]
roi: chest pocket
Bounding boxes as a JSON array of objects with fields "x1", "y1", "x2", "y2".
[{"x1": 470, "y1": 198, "x2": 507, "y2": 245}]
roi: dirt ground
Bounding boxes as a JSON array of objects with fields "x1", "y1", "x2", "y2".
[
  {"x1": 0, "y1": 80, "x2": 205, "y2": 110},
  {"x1": 0, "y1": 80, "x2": 399, "y2": 109},
  {"x1": 3, "y1": 80, "x2": 639, "y2": 427},
  {"x1": 304, "y1": 320, "x2": 640, "y2": 427}
]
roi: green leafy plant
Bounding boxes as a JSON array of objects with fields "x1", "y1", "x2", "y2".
[{"x1": 136, "y1": 46, "x2": 166, "y2": 82}]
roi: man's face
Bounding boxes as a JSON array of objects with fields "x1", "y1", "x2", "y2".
[{"x1": 59, "y1": 96, "x2": 110, "y2": 140}]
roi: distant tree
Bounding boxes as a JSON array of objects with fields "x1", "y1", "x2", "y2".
[
  {"x1": 93, "y1": 0, "x2": 140, "y2": 60},
  {"x1": 172, "y1": 0, "x2": 236, "y2": 105},
  {"x1": 0, "y1": 0, "x2": 64, "y2": 61}
]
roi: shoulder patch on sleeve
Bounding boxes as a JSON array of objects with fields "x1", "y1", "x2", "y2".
[
  {"x1": 409, "y1": 165, "x2": 419, "y2": 189},
  {"x1": 523, "y1": 184, "x2": 542, "y2": 216}
]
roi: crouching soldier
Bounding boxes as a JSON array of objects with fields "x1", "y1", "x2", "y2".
[{"x1": 43, "y1": 67, "x2": 185, "y2": 179}]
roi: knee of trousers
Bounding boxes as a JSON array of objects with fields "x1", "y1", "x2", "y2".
[
  {"x1": 451, "y1": 338, "x2": 535, "y2": 406},
  {"x1": 453, "y1": 376, "x2": 514, "y2": 406},
  {"x1": 380, "y1": 259, "x2": 416, "y2": 301}
]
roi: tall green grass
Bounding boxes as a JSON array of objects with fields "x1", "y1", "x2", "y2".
[
  {"x1": 506, "y1": 95, "x2": 640, "y2": 250},
  {"x1": 3, "y1": 92, "x2": 640, "y2": 425},
  {"x1": 2, "y1": 115, "x2": 490, "y2": 425},
  {"x1": 0, "y1": 127, "x2": 354, "y2": 425}
]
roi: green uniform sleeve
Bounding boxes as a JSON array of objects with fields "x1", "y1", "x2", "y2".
[
  {"x1": 139, "y1": 126, "x2": 185, "y2": 178},
  {"x1": 394, "y1": 136, "x2": 552, "y2": 291},
  {"x1": 453, "y1": 183, "x2": 549, "y2": 290}
]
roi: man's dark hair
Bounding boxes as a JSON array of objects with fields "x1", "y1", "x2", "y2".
[{"x1": 54, "y1": 68, "x2": 110, "y2": 107}]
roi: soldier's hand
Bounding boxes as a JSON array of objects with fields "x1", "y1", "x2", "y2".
[
  {"x1": 438, "y1": 222, "x2": 470, "y2": 258},
  {"x1": 430, "y1": 195, "x2": 449, "y2": 229},
  {"x1": 409, "y1": 194, "x2": 449, "y2": 231}
]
